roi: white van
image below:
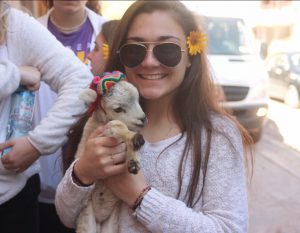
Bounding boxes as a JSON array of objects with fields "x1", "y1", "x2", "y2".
[{"x1": 197, "y1": 14, "x2": 269, "y2": 142}]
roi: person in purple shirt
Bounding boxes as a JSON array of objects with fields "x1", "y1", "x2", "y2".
[{"x1": 36, "y1": 1, "x2": 106, "y2": 232}]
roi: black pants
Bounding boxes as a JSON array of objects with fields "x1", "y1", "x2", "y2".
[
  {"x1": 39, "y1": 202, "x2": 75, "y2": 233},
  {"x1": 0, "y1": 174, "x2": 40, "y2": 233}
]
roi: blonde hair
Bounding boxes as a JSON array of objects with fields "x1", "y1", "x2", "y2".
[{"x1": 0, "y1": 1, "x2": 9, "y2": 45}]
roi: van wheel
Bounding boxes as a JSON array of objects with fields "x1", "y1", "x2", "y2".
[{"x1": 284, "y1": 85, "x2": 300, "y2": 108}]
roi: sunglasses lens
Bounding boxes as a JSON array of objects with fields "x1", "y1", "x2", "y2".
[
  {"x1": 119, "y1": 44, "x2": 146, "y2": 68},
  {"x1": 153, "y1": 43, "x2": 182, "y2": 67}
]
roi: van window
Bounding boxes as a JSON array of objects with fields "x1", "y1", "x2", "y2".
[
  {"x1": 205, "y1": 17, "x2": 255, "y2": 55},
  {"x1": 291, "y1": 53, "x2": 300, "y2": 72}
]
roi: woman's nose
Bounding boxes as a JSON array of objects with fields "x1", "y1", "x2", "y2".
[
  {"x1": 86, "y1": 51, "x2": 92, "y2": 61},
  {"x1": 141, "y1": 48, "x2": 160, "y2": 67}
]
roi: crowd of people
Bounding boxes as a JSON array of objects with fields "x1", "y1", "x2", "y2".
[{"x1": 0, "y1": 1, "x2": 253, "y2": 233}]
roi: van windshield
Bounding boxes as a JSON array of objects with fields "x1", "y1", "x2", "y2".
[{"x1": 205, "y1": 17, "x2": 255, "y2": 55}]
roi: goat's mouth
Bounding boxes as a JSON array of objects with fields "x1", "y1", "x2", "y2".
[
  {"x1": 134, "y1": 123, "x2": 144, "y2": 129},
  {"x1": 128, "y1": 123, "x2": 144, "y2": 132}
]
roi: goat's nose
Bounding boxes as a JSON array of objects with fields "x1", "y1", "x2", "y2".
[{"x1": 140, "y1": 116, "x2": 148, "y2": 125}]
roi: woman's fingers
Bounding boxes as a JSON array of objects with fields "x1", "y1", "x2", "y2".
[
  {"x1": 89, "y1": 125, "x2": 105, "y2": 139},
  {"x1": 0, "y1": 140, "x2": 14, "y2": 166},
  {"x1": 0, "y1": 140, "x2": 14, "y2": 153},
  {"x1": 19, "y1": 66, "x2": 41, "y2": 86},
  {"x1": 89, "y1": 136, "x2": 125, "y2": 150},
  {"x1": 103, "y1": 162, "x2": 127, "y2": 177},
  {"x1": 108, "y1": 151, "x2": 126, "y2": 165},
  {"x1": 25, "y1": 81, "x2": 40, "y2": 91}
]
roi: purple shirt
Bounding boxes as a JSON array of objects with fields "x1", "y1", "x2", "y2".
[{"x1": 48, "y1": 18, "x2": 93, "y2": 65}]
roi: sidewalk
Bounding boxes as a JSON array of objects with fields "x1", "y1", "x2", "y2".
[{"x1": 248, "y1": 130, "x2": 300, "y2": 233}]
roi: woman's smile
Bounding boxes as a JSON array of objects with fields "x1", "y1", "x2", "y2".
[{"x1": 138, "y1": 73, "x2": 167, "y2": 80}]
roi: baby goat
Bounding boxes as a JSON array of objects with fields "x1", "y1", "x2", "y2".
[{"x1": 75, "y1": 71, "x2": 146, "y2": 233}]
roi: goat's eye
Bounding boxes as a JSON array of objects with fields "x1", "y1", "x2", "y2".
[{"x1": 114, "y1": 107, "x2": 124, "y2": 113}]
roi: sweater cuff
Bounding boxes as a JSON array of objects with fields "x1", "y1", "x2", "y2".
[
  {"x1": 58, "y1": 160, "x2": 95, "y2": 205},
  {"x1": 135, "y1": 187, "x2": 168, "y2": 230},
  {"x1": 69, "y1": 160, "x2": 95, "y2": 190},
  {"x1": 26, "y1": 135, "x2": 42, "y2": 154}
]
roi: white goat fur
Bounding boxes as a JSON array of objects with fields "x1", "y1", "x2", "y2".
[{"x1": 75, "y1": 81, "x2": 146, "y2": 233}]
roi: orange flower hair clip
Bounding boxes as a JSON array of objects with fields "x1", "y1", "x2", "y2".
[
  {"x1": 102, "y1": 42, "x2": 109, "y2": 60},
  {"x1": 186, "y1": 31, "x2": 207, "y2": 56}
]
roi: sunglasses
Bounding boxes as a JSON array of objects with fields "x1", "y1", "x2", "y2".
[{"x1": 117, "y1": 42, "x2": 185, "y2": 68}]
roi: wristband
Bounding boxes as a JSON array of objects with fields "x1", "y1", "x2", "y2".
[
  {"x1": 132, "y1": 185, "x2": 151, "y2": 211},
  {"x1": 71, "y1": 167, "x2": 93, "y2": 187}
]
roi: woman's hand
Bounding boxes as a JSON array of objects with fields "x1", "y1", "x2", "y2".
[
  {"x1": 0, "y1": 136, "x2": 41, "y2": 173},
  {"x1": 19, "y1": 66, "x2": 41, "y2": 91},
  {"x1": 74, "y1": 124, "x2": 128, "y2": 185}
]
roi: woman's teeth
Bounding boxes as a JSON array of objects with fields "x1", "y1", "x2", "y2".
[{"x1": 140, "y1": 74, "x2": 165, "y2": 80}]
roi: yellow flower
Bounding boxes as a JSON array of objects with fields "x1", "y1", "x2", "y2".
[
  {"x1": 186, "y1": 31, "x2": 207, "y2": 56},
  {"x1": 102, "y1": 42, "x2": 109, "y2": 60}
]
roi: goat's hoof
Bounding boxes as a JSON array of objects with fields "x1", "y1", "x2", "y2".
[
  {"x1": 128, "y1": 160, "x2": 140, "y2": 174},
  {"x1": 132, "y1": 133, "x2": 145, "y2": 151}
]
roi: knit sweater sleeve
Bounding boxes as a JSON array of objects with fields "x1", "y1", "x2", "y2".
[
  {"x1": 55, "y1": 160, "x2": 95, "y2": 228},
  {"x1": 8, "y1": 9, "x2": 93, "y2": 154},
  {"x1": 135, "y1": 118, "x2": 248, "y2": 233},
  {"x1": 0, "y1": 60, "x2": 20, "y2": 100}
]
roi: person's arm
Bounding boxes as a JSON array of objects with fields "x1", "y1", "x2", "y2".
[
  {"x1": 134, "y1": 119, "x2": 248, "y2": 233},
  {"x1": 0, "y1": 62, "x2": 40, "y2": 101},
  {"x1": 55, "y1": 123, "x2": 128, "y2": 228},
  {"x1": 19, "y1": 66, "x2": 41, "y2": 91},
  {"x1": 0, "y1": 60, "x2": 20, "y2": 100},
  {"x1": 15, "y1": 10, "x2": 93, "y2": 155},
  {"x1": 0, "y1": 64, "x2": 41, "y2": 173},
  {"x1": 0, "y1": 137, "x2": 40, "y2": 173},
  {"x1": 55, "y1": 160, "x2": 95, "y2": 228},
  {"x1": 0, "y1": 9, "x2": 92, "y2": 172}
]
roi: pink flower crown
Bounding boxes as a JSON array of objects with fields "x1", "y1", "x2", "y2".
[
  {"x1": 87, "y1": 71, "x2": 127, "y2": 116},
  {"x1": 89, "y1": 71, "x2": 127, "y2": 96}
]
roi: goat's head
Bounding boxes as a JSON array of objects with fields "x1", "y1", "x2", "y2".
[{"x1": 80, "y1": 71, "x2": 146, "y2": 132}]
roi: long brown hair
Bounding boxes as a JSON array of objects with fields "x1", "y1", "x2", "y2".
[
  {"x1": 101, "y1": 20, "x2": 120, "y2": 47},
  {"x1": 104, "y1": 0, "x2": 253, "y2": 207},
  {"x1": 62, "y1": 115, "x2": 89, "y2": 172},
  {"x1": 62, "y1": 20, "x2": 120, "y2": 171}
]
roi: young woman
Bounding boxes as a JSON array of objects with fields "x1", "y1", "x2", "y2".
[
  {"x1": 0, "y1": 2, "x2": 92, "y2": 233},
  {"x1": 37, "y1": 1, "x2": 105, "y2": 232},
  {"x1": 87, "y1": 19, "x2": 120, "y2": 75},
  {"x1": 55, "y1": 1, "x2": 253, "y2": 232}
]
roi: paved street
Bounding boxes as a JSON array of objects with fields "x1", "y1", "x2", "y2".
[{"x1": 248, "y1": 100, "x2": 300, "y2": 233}]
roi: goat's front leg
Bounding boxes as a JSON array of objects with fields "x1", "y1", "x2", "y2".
[
  {"x1": 126, "y1": 133, "x2": 144, "y2": 174},
  {"x1": 102, "y1": 120, "x2": 133, "y2": 139},
  {"x1": 102, "y1": 120, "x2": 145, "y2": 174}
]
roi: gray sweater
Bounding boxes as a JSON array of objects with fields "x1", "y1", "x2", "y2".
[{"x1": 55, "y1": 115, "x2": 248, "y2": 233}]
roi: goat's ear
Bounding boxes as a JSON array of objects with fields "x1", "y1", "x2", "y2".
[{"x1": 79, "y1": 88, "x2": 97, "y2": 104}]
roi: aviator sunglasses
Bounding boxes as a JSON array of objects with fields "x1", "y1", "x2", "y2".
[{"x1": 117, "y1": 42, "x2": 185, "y2": 68}]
